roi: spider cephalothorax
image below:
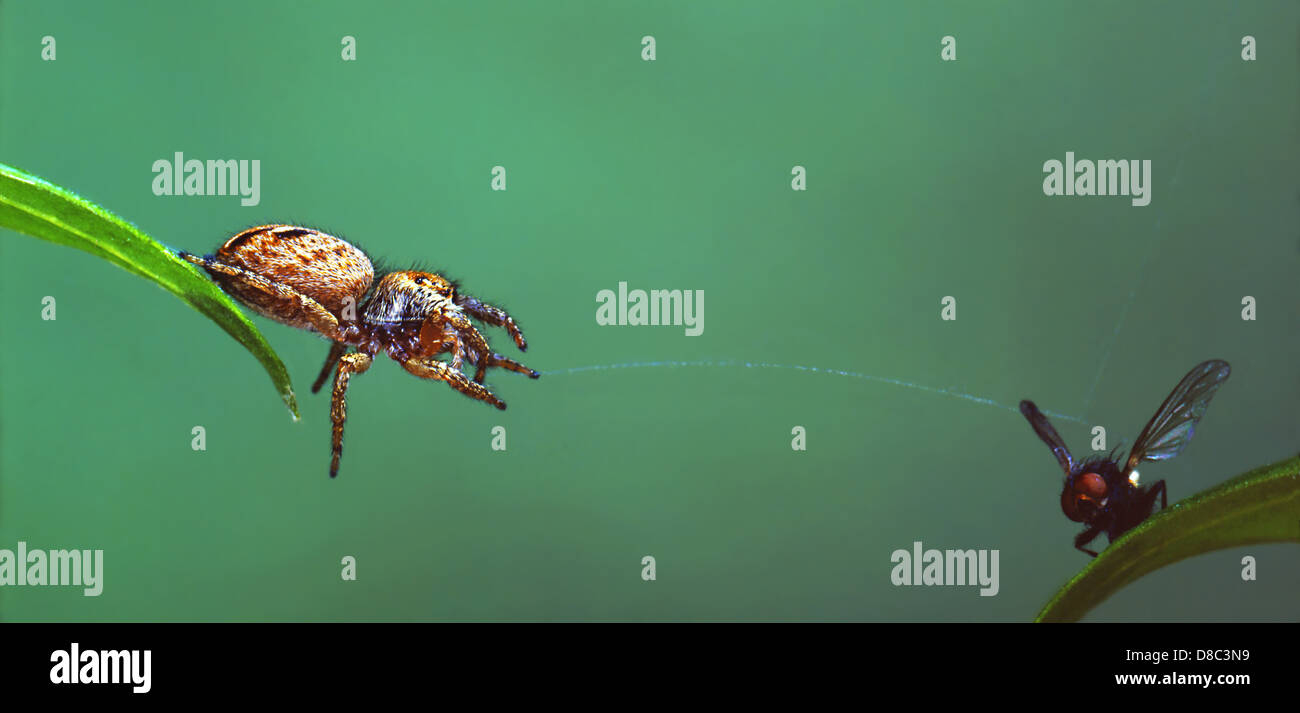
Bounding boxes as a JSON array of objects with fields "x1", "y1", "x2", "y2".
[{"x1": 181, "y1": 224, "x2": 538, "y2": 477}]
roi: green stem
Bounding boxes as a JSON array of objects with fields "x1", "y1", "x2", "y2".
[{"x1": 0, "y1": 162, "x2": 299, "y2": 419}]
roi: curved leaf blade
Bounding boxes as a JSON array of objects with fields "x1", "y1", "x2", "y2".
[
  {"x1": 1036, "y1": 453, "x2": 1300, "y2": 622},
  {"x1": 0, "y1": 162, "x2": 299, "y2": 419}
]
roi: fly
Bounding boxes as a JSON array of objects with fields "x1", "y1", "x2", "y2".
[{"x1": 1019, "y1": 360, "x2": 1231, "y2": 556}]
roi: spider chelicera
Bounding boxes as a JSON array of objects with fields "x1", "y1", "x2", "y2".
[{"x1": 181, "y1": 224, "x2": 538, "y2": 477}]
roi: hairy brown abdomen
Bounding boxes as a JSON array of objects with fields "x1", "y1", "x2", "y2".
[{"x1": 215, "y1": 225, "x2": 374, "y2": 325}]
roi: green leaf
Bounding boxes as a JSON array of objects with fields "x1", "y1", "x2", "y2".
[
  {"x1": 1035, "y1": 453, "x2": 1300, "y2": 622},
  {"x1": 0, "y1": 162, "x2": 299, "y2": 419}
]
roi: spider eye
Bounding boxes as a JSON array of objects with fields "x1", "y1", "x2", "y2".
[{"x1": 414, "y1": 276, "x2": 427, "y2": 285}]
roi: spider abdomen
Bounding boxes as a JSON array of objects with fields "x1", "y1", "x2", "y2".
[{"x1": 212, "y1": 225, "x2": 374, "y2": 323}]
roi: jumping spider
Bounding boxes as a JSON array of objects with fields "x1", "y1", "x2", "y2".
[{"x1": 181, "y1": 224, "x2": 538, "y2": 477}]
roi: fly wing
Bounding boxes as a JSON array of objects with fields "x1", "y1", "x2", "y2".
[
  {"x1": 1020, "y1": 400, "x2": 1074, "y2": 475},
  {"x1": 1124, "y1": 360, "x2": 1231, "y2": 475}
]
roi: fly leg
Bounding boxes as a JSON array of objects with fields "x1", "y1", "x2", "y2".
[{"x1": 1074, "y1": 526, "x2": 1103, "y2": 558}]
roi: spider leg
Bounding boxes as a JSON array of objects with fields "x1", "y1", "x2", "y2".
[
  {"x1": 329, "y1": 352, "x2": 373, "y2": 478},
  {"x1": 455, "y1": 338, "x2": 537, "y2": 384},
  {"x1": 442, "y1": 311, "x2": 494, "y2": 381},
  {"x1": 180, "y1": 252, "x2": 344, "y2": 340},
  {"x1": 402, "y1": 357, "x2": 506, "y2": 410},
  {"x1": 455, "y1": 294, "x2": 529, "y2": 351},
  {"x1": 469, "y1": 352, "x2": 540, "y2": 383},
  {"x1": 312, "y1": 342, "x2": 348, "y2": 394}
]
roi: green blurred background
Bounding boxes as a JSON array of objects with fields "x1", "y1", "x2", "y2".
[{"x1": 1, "y1": 0, "x2": 1296, "y2": 621}]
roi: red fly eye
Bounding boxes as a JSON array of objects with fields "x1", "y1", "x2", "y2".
[{"x1": 1078, "y1": 472, "x2": 1108, "y2": 498}]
